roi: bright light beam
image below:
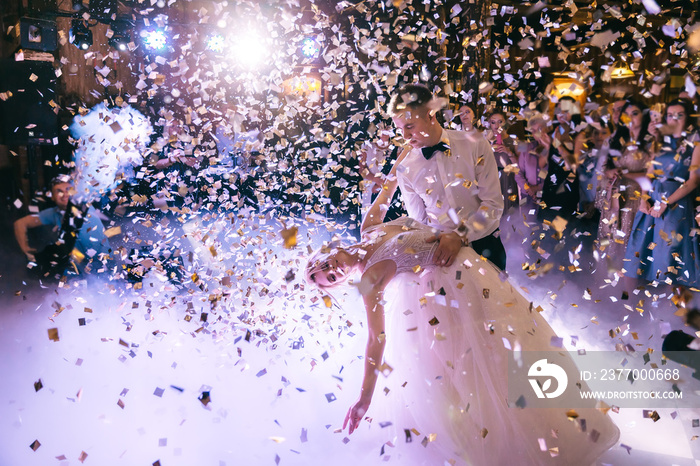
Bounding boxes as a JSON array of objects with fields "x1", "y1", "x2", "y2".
[
  {"x1": 301, "y1": 37, "x2": 319, "y2": 58},
  {"x1": 143, "y1": 30, "x2": 167, "y2": 50},
  {"x1": 207, "y1": 34, "x2": 225, "y2": 53},
  {"x1": 230, "y1": 32, "x2": 267, "y2": 68}
]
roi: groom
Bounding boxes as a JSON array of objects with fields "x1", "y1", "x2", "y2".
[{"x1": 388, "y1": 83, "x2": 506, "y2": 270}]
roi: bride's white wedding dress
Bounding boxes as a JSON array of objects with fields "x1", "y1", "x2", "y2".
[{"x1": 360, "y1": 218, "x2": 620, "y2": 465}]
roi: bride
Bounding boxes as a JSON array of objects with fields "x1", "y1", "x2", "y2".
[{"x1": 305, "y1": 168, "x2": 619, "y2": 465}]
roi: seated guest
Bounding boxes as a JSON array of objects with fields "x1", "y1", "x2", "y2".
[{"x1": 14, "y1": 174, "x2": 111, "y2": 276}]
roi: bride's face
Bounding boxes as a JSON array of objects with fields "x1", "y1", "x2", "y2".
[{"x1": 309, "y1": 251, "x2": 352, "y2": 288}]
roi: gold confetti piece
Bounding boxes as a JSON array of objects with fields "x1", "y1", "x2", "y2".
[
  {"x1": 48, "y1": 328, "x2": 59, "y2": 342},
  {"x1": 480, "y1": 428, "x2": 488, "y2": 438},
  {"x1": 428, "y1": 316, "x2": 440, "y2": 326},
  {"x1": 482, "y1": 289, "x2": 490, "y2": 299},
  {"x1": 71, "y1": 248, "x2": 85, "y2": 263},
  {"x1": 595, "y1": 401, "x2": 612, "y2": 414},
  {"x1": 379, "y1": 363, "x2": 393, "y2": 376},
  {"x1": 104, "y1": 226, "x2": 121, "y2": 238},
  {"x1": 191, "y1": 273, "x2": 199, "y2": 283},
  {"x1": 78, "y1": 451, "x2": 88, "y2": 463},
  {"x1": 412, "y1": 264, "x2": 422, "y2": 273},
  {"x1": 566, "y1": 409, "x2": 579, "y2": 419},
  {"x1": 117, "y1": 399, "x2": 125, "y2": 409},
  {"x1": 29, "y1": 440, "x2": 40, "y2": 451},
  {"x1": 281, "y1": 226, "x2": 298, "y2": 249},
  {"x1": 269, "y1": 437, "x2": 286, "y2": 443},
  {"x1": 322, "y1": 295, "x2": 332, "y2": 308}
]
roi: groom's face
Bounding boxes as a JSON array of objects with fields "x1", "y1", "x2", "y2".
[{"x1": 392, "y1": 106, "x2": 440, "y2": 149}]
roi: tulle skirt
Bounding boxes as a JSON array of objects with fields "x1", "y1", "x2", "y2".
[{"x1": 371, "y1": 246, "x2": 620, "y2": 465}]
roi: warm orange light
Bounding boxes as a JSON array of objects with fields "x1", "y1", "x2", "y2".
[
  {"x1": 610, "y1": 66, "x2": 635, "y2": 79},
  {"x1": 282, "y1": 76, "x2": 322, "y2": 95},
  {"x1": 550, "y1": 78, "x2": 586, "y2": 99},
  {"x1": 553, "y1": 82, "x2": 586, "y2": 97}
]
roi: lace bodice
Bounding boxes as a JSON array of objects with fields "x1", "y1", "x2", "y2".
[{"x1": 363, "y1": 218, "x2": 439, "y2": 274}]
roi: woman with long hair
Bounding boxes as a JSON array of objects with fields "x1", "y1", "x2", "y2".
[
  {"x1": 624, "y1": 98, "x2": 700, "y2": 291},
  {"x1": 595, "y1": 100, "x2": 654, "y2": 273},
  {"x1": 485, "y1": 109, "x2": 520, "y2": 213},
  {"x1": 304, "y1": 173, "x2": 619, "y2": 465},
  {"x1": 515, "y1": 114, "x2": 550, "y2": 202}
]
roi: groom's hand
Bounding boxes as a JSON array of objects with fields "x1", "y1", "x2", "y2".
[{"x1": 427, "y1": 232, "x2": 462, "y2": 267}]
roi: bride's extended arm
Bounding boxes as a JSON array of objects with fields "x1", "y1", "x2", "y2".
[
  {"x1": 343, "y1": 285, "x2": 386, "y2": 434},
  {"x1": 360, "y1": 147, "x2": 410, "y2": 234}
]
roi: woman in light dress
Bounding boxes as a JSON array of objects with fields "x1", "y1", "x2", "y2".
[
  {"x1": 305, "y1": 164, "x2": 620, "y2": 465},
  {"x1": 595, "y1": 100, "x2": 654, "y2": 273}
]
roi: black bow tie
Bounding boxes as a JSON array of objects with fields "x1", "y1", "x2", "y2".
[{"x1": 421, "y1": 141, "x2": 449, "y2": 160}]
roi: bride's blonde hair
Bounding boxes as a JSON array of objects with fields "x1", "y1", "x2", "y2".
[{"x1": 305, "y1": 244, "x2": 338, "y2": 289}]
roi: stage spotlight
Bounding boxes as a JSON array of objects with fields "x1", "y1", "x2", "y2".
[
  {"x1": 231, "y1": 32, "x2": 267, "y2": 67},
  {"x1": 301, "y1": 38, "x2": 319, "y2": 58},
  {"x1": 69, "y1": 19, "x2": 92, "y2": 50},
  {"x1": 207, "y1": 34, "x2": 224, "y2": 53},
  {"x1": 108, "y1": 21, "x2": 130, "y2": 51},
  {"x1": 143, "y1": 30, "x2": 166, "y2": 50}
]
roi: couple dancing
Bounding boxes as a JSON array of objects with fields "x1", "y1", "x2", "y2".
[{"x1": 306, "y1": 84, "x2": 619, "y2": 465}]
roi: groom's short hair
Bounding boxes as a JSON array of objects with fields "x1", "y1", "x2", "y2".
[{"x1": 388, "y1": 83, "x2": 433, "y2": 117}]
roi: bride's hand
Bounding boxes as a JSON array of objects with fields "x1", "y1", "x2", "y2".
[
  {"x1": 427, "y1": 232, "x2": 462, "y2": 267},
  {"x1": 343, "y1": 398, "x2": 370, "y2": 434}
]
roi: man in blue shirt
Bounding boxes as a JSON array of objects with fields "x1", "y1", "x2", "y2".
[{"x1": 14, "y1": 175, "x2": 110, "y2": 276}]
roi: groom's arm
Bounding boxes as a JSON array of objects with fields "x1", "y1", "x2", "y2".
[
  {"x1": 360, "y1": 147, "x2": 411, "y2": 234},
  {"x1": 396, "y1": 165, "x2": 428, "y2": 224},
  {"x1": 454, "y1": 138, "x2": 504, "y2": 243}
]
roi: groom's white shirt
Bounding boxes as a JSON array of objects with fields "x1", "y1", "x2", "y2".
[{"x1": 396, "y1": 128, "x2": 504, "y2": 243}]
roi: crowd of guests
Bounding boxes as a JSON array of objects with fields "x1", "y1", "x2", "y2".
[
  {"x1": 14, "y1": 87, "x2": 700, "y2": 303},
  {"x1": 357, "y1": 93, "x2": 700, "y2": 298}
]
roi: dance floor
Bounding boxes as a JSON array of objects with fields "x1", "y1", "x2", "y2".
[{"x1": 1, "y1": 203, "x2": 699, "y2": 465}]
